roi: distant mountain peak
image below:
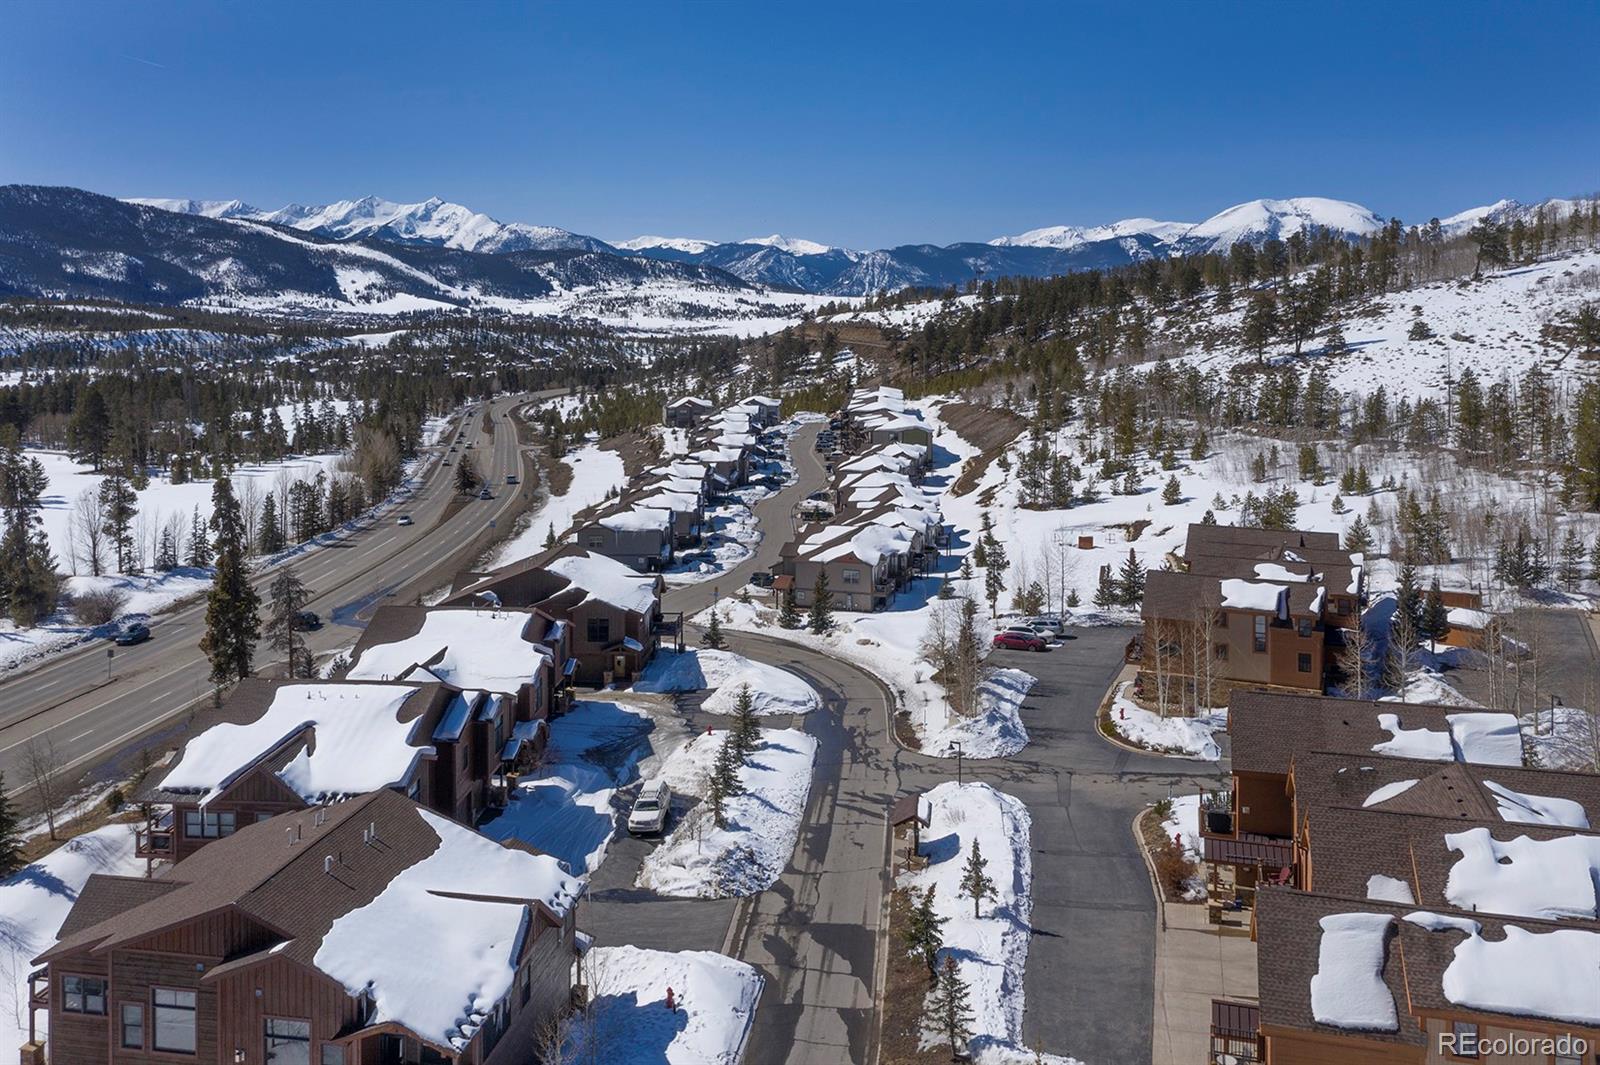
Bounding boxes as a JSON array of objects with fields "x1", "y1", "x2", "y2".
[{"x1": 738, "y1": 234, "x2": 834, "y2": 256}]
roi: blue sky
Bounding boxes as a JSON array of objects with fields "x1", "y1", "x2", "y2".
[{"x1": 3, "y1": 1, "x2": 1595, "y2": 248}]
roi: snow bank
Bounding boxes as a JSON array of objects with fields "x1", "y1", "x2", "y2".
[
  {"x1": 1309, "y1": 912, "x2": 1398, "y2": 1031},
  {"x1": 489, "y1": 442, "x2": 626, "y2": 568},
  {"x1": 0, "y1": 825, "x2": 143, "y2": 1054},
  {"x1": 1108, "y1": 682, "x2": 1224, "y2": 760},
  {"x1": 637, "y1": 726, "x2": 817, "y2": 898},
  {"x1": 898, "y1": 782, "x2": 1078, "y2": 1063},
  {"x1": 314, "y1": 809, "x2": 580, "y2": 1052},
  {"x1": 923, "y1": 668, "x2": 1037, "y2": 759},
  {"x1": 635, "y1": 648, "x2": 819, "y2": 716},
  {"x1": 570, "y1": 946, "x2": 763, "y2": 1065}
]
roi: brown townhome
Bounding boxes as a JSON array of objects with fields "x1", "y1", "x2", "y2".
[
  {"x1": 1138, "y1": 523, "x2": 1366, "y2": 700},
  {"x1": 447, "y1": 546, "x2": 663, "y2": 684},
  {"x1": 134, "y1": 678, "x2": 532, "y2": 863},
  {"x1": 29, "y1": 789, "x2": 581, "y2": 1065}
]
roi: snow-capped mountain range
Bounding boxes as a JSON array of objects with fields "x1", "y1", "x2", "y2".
[{"x1": 8, "y1": 188, "x2": 1577, "y2": 312}]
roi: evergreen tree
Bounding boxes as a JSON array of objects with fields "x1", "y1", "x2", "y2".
[
  {"x1": 1557, "y1": 529, "x2": 1586, "y2": 591},
  {"x1": 99, "y1": 475, "x2": 138, "y2": 573},
  {"x1": 928, "y1": 956, "x2": 975, "y2": 1061},
  {"x1": 154, "y1": 526, "x2": 179, "y2": 572},
  {"x1": 1241, "y1": 290, "x2": 1278, "y2": 357},
  {"x1": 729, "y1": 683, "x2": 760, "y2": 758},
  {"x1": 1419, "y1": 577, "x2": 1450, "y2": 648},
  {"x1": 983, "y1": 553, "x2": 1006, "y2": 617},
  {"x1": 455, "y1": 453, "x2": 479, "y2": 494},
  {"x1": 0, "y1": 431, "x2": 61, "y2": 627},
  {"x1": 703, "y1": 608, "x2": 726, "y2": 650},
  {"x1": 0, "y1": 772, "x2": 20, "y2": 876},
  {"x1": 201, "y1": 477, "x2": 261, "y2": 686},
  {"x1": 1344, "y1": 515, "x2": 1373, "y2": 554},
  {"x1": 706, "y1": 734, "x2": 745, "y2": 830},
  {"x1": 258, "y1": 492, "x2": 285, "y2": 555},
  {"x1": 264, "y1": 565, "x2": 312, "y2": 677},
  {"x1": 68, "y1": 386, "x2": 111, "y2": 470},
  {"x1": 1590, "y1": 533, "x2": 1600, "y2": 583},
  {"x1": 1116, "y1": 548, "x2": 1145, "y2": 606},
  {"x1": 959, "y1": 554, "x2": 974, "y2": 582},
  {"x1": 1394, "y1": 562, "x2": 1423, "y2": 642},
  {"x1": 1199, "y1": 509, "x2": 1217, "y2": 526},
  {"x1": 807, "y1": 570, "x2": 834, "y2": 634},
  {"x1": 543, "y1": 522, "x2": 557, "y2": 549},
  {"x1": 1092, "y1": 565, "x2": 1118, "y2": 609},
  {"x1": 902, "y1": 885, "x2": 948, "y2": 982},
  {"x1": 1162, "y1": 475, "x2": 1181, "y2": 505},
  {"x1": 958, "y1": 839, "x2": 998, "y2": 919},
  {"x1": 777, "y1": 586, "x2": 801, "y2": 629},
  {"x1": 187, "y1": 505, "x2": 211, "y2": 568}
]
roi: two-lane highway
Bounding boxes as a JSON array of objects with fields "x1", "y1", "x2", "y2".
[{"x1": 0, "y1": 388, "x2": 562, "y2": 792}]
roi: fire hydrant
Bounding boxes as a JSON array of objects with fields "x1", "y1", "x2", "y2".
[
  {"x1": 1119, "y1": 707, "x2": 1126, "y2": 720},
  {"x1": 666, "y1": 986, "x2": 677, "y2": 1012}
]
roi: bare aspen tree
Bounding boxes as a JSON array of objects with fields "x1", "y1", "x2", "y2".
[
  {"x1": 1336, "y1": 623, "x2": 1373, "y2": 701},
  {"x1": 1188, "y1": 601, "x2": 1219, "y2": 711},
  {"x1": 71, "y1": 487, "x2": 107, "y2": 577},
  {"x1": 24, "y1": 738, "x2": 65, "y2": 841}
]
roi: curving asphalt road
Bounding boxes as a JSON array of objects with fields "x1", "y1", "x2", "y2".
[{"x1": 0, "y1": 388, "x2": 564, "y2": 793}]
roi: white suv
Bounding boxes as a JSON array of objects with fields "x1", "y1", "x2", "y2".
[{"x1": 627, "y1": 780, "x2": 672, "y2": 836}]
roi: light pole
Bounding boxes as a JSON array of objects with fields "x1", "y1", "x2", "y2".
[{"x1": 949, "y1": 741, "x2": 964, "y2": 786}]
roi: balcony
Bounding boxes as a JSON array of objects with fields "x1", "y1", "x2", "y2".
[
  {"x1": 135, "y1": 811, "x2": 175, "y2": 859},
  {"x1": 1209, "y1": 1000, "x2": 1261, "y2": 1064}
]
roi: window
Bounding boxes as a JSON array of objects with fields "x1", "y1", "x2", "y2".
[
  {"x1": 586, "y1": 617, "x2": 610, "y2": 644},
  {"x1": 320, "y1": 1045, "x2": 346, "y2": 1065},
  {"x1": 1297, "y1": 653, "x2": 1313, "y2": 673},
  {"x1": 1297, "y1": 618, "x2": 1313, "y2": 638},
  {"x1": 1252, "y1": 616, "x2": 1267, "y2": 653},
  {"x1": 265, "y1": 1018, "x2": 310, "y2": 1063},
  {"x1": 62, "y1": 975, "x2": 106, "y2": 1015},
  {"x1": 585, "y1": 535, "x2": 605, "y2": 549},
  {"x1": 255, "y1": 811, "x2": 275, "y2": 823},
  {"x1": 153, "y1": 988, "x2": 197, "y2": 1054},
  {"x1": 1213, "y1": 643, "x2": 1228, "y2": 662},
  {"x1": 841, "y1": 567, "x2": 861, "y2": 585},
  {"x1": 1553, "y1": 1054, "x2": 1582, "y2": 1065},
  {"x1": 1213, "y1": 611, "x2": 1228, "y2": 628},
  {"x1": 121, "y1": 1003, "x2": 144, "y2": 1048},
  {"x1": 184, "y1": 809, "x2": 235, "y2": 838},
  {"x1": 520, "y1": 966, "x2": 532, "y2": 1007},
  {"x1": 1450, "y1": 1020, "x2": 1478, "y2": 1057}
]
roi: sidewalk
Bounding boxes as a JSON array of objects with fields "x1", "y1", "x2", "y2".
[{"x1": 1151, "y1": 900, "x2": 1258, "y2": 1065}]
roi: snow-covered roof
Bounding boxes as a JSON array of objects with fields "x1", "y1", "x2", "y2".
[
  {"x1": 744, "y1": 394, "x2": 780, "y2": 406},
  {"x1": 1370, "y1": 711, "x2": 1521, "y2": 766},
  {"x1": 161, "y1": 683, "x2": 429, "y2": 805},
  {"x1": 1447, "y1": 607, "x2": 1493, "y2": 630},
  {"x1": 1403, "y1": 911, "x2": 1600, "y2": 1025},
  {"x1": 1366, "y1": 874, "x2": 1415, "y2": 904},
  {"x1": 597, "y1": 506, "x2": 673, "y2": 533},
  {"x1": 1362, "y1": 779, "x2": 1419, "y2": 807},
  {"x1": 667, "y1": 395, "x2": 713, "y2": 409},
  {"x1": 313, "y1": 808, "x2": 580, "y2": 1052},
  {"x1": 347, "y1": 610, "x2": 551, "y2": 693},
  {"x1": 1485, "y1": 780, "x2": 1591, "y2": 828},
  {"x1": 1309, "y1": 912, "x2": 1397, "y2": 1030},
  {"x1": 431, "y1": 690, "x2": 481, "y2": 744},
  {"x1": 799, "y1": 523, "x2": 913, "y2": 565},
  {"x1": 1218, "y1": 578, "x2": 1287, "y2": 616},
  {"x1": 1445, "y1": 827, "x2": 1600, "y2": 920},
  {"x1": 544, "y1": 551, "x2": 659, "y2": 615},
  {"x1": 631, "y1": 490, "x2": 699, "y2": 513}
]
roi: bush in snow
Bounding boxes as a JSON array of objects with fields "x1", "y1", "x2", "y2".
[{"x1": 72, "y1": 586, "x2": 129, "y2": 626}]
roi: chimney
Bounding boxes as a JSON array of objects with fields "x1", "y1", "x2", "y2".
[
  {"x1": 324, "y1": 855, "x2": 334, "y2": 875},
  {"x1": 368, "y1": 821, "x2": 379, "y2": 844}
]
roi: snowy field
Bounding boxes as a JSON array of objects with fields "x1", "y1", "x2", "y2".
[
  {"x1": 488, "y1": 440, "x2": 626, "y2": 568},
  {"x1": 899, "y1": 782, "x2": 1083, "y2": 1064},
  {"x1": 480, "y1": 698, "x2": 675, "y2": 876},
  {"x1": 638, "y1": 726, "x2": 817, "y2": 898},
  {"x1": 567, "y1": 946, "x2": 762, "y2": 1065},
  {"x1": 0, "y1": 824, "x2": 143, "y2": 1054},
  {"x1": 1108, "y1": 682, "x2": 1225, "y2": 760},
  {"x1": 635, "y1": 648, "x2": 820, "y2": 716}
]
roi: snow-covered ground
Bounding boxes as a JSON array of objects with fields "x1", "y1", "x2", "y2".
[
  {"x1": 0, "y1": 824, "x2": 143, "y2": 1054},
  {"x1": 637, "y1": 726, "x2": 817, "y2": 898},
  {"x1": 923, "y1": 668, "x2": 1036, "y2": 759},
  {"x1": 1108, "y1": 682, "x2": 1225, "y2": 760},
  {"x1": 899, "y1": 782, "x2": 1082, "y2": 1064},
  {"x1": 487, "y1": 441, "x2": 626, "y2": 568},
  {"x1": 567, "y1": 946, "x2": 762, "y2": 1065},
  {"x1": 635, "y1": 648, "x2": 820, "y2": 716},
  {"x1": 480, "y1": 697, "x2": 676, "y2": 877},
  {"x1": 1159, "y1": 793, "x2": 1207, "y2": 901}
]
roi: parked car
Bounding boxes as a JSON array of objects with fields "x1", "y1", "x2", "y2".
[
  {"x1": 993, "y1": 629, "x2": 1048, "y2": 652},
  {"x1": 113, "y1": 622, "x2": 151, "y2": 646},
  {"x1": 1025, "y1": 614, "x2": 1065, "y2": 634},
  {"x1": 397, "y1": 514, "x2": 414, "y2": 526},
  {"x1": 1014, "y1": 620, "x2": 1059, "y2": 640},
  {"x1": 293, "y1": 610, "x2": 322, "y2": 631},
  {"x1": 750, "y1": 571, "x2": 775, "y2": 589},
  {"x1": 806, "y1": 490, "x2": 831, "y2": 502},
  {"x1": 627, "y1": 780, "x2": 672, "y2": 835}
]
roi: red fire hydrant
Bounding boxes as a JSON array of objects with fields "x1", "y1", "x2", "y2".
[
  {"x1": 666, "y1": 986, "x2": 677, "y2": 1012},
  {"x1": 1119, "y1": 707, "x2": 1126, "y2": 720}
]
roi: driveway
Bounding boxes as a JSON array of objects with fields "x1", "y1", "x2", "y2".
[{"x1": 978, "y1": 628, "x2": 1223, "y2": 1065}]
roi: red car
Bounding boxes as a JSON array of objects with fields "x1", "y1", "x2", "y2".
[{"x1": 992, "y1": 630, "x2": 1048, "y2": 652}]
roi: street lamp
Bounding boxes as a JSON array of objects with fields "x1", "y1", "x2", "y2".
[{"x1": 948, "y1": 741, "x2": 963, "y2": 785}]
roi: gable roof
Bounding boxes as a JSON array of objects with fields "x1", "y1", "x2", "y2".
[{"x1": 348, "y1": 607, "x2": 553, "y2": 692}]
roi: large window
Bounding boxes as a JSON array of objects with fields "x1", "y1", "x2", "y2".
[
  {"x1": 265, "y1": 1018, "x2": 311, "y2": 1064},
  {"x1": 1297, "y1": 618, "x2": 1313, "y2": 638},
  {"x1": 1450, "y1": 1020, "x2": 1478, "y2": 1057},
  {"x1": 586, "y1": 617, "x2": 610, "y2": 644},
  {"x1": 61, "y1": 975, "x2": 106, "y2": 1015},
  {"x1": 184, "y1": 809, "x2": 235, "y2": 839},
  {"x1": 121, "y1": 1003, "x2": 144, "y2": 1048},
  {"x1": 841, "y1": 567, "x2": 861, "y2": 585},
  {"x1": 1252, "y1": 616, "x2": 1267, "y2": 653},
  {"x1": 153, "y1": 988, "x2": 197, "y2": 1054}
]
